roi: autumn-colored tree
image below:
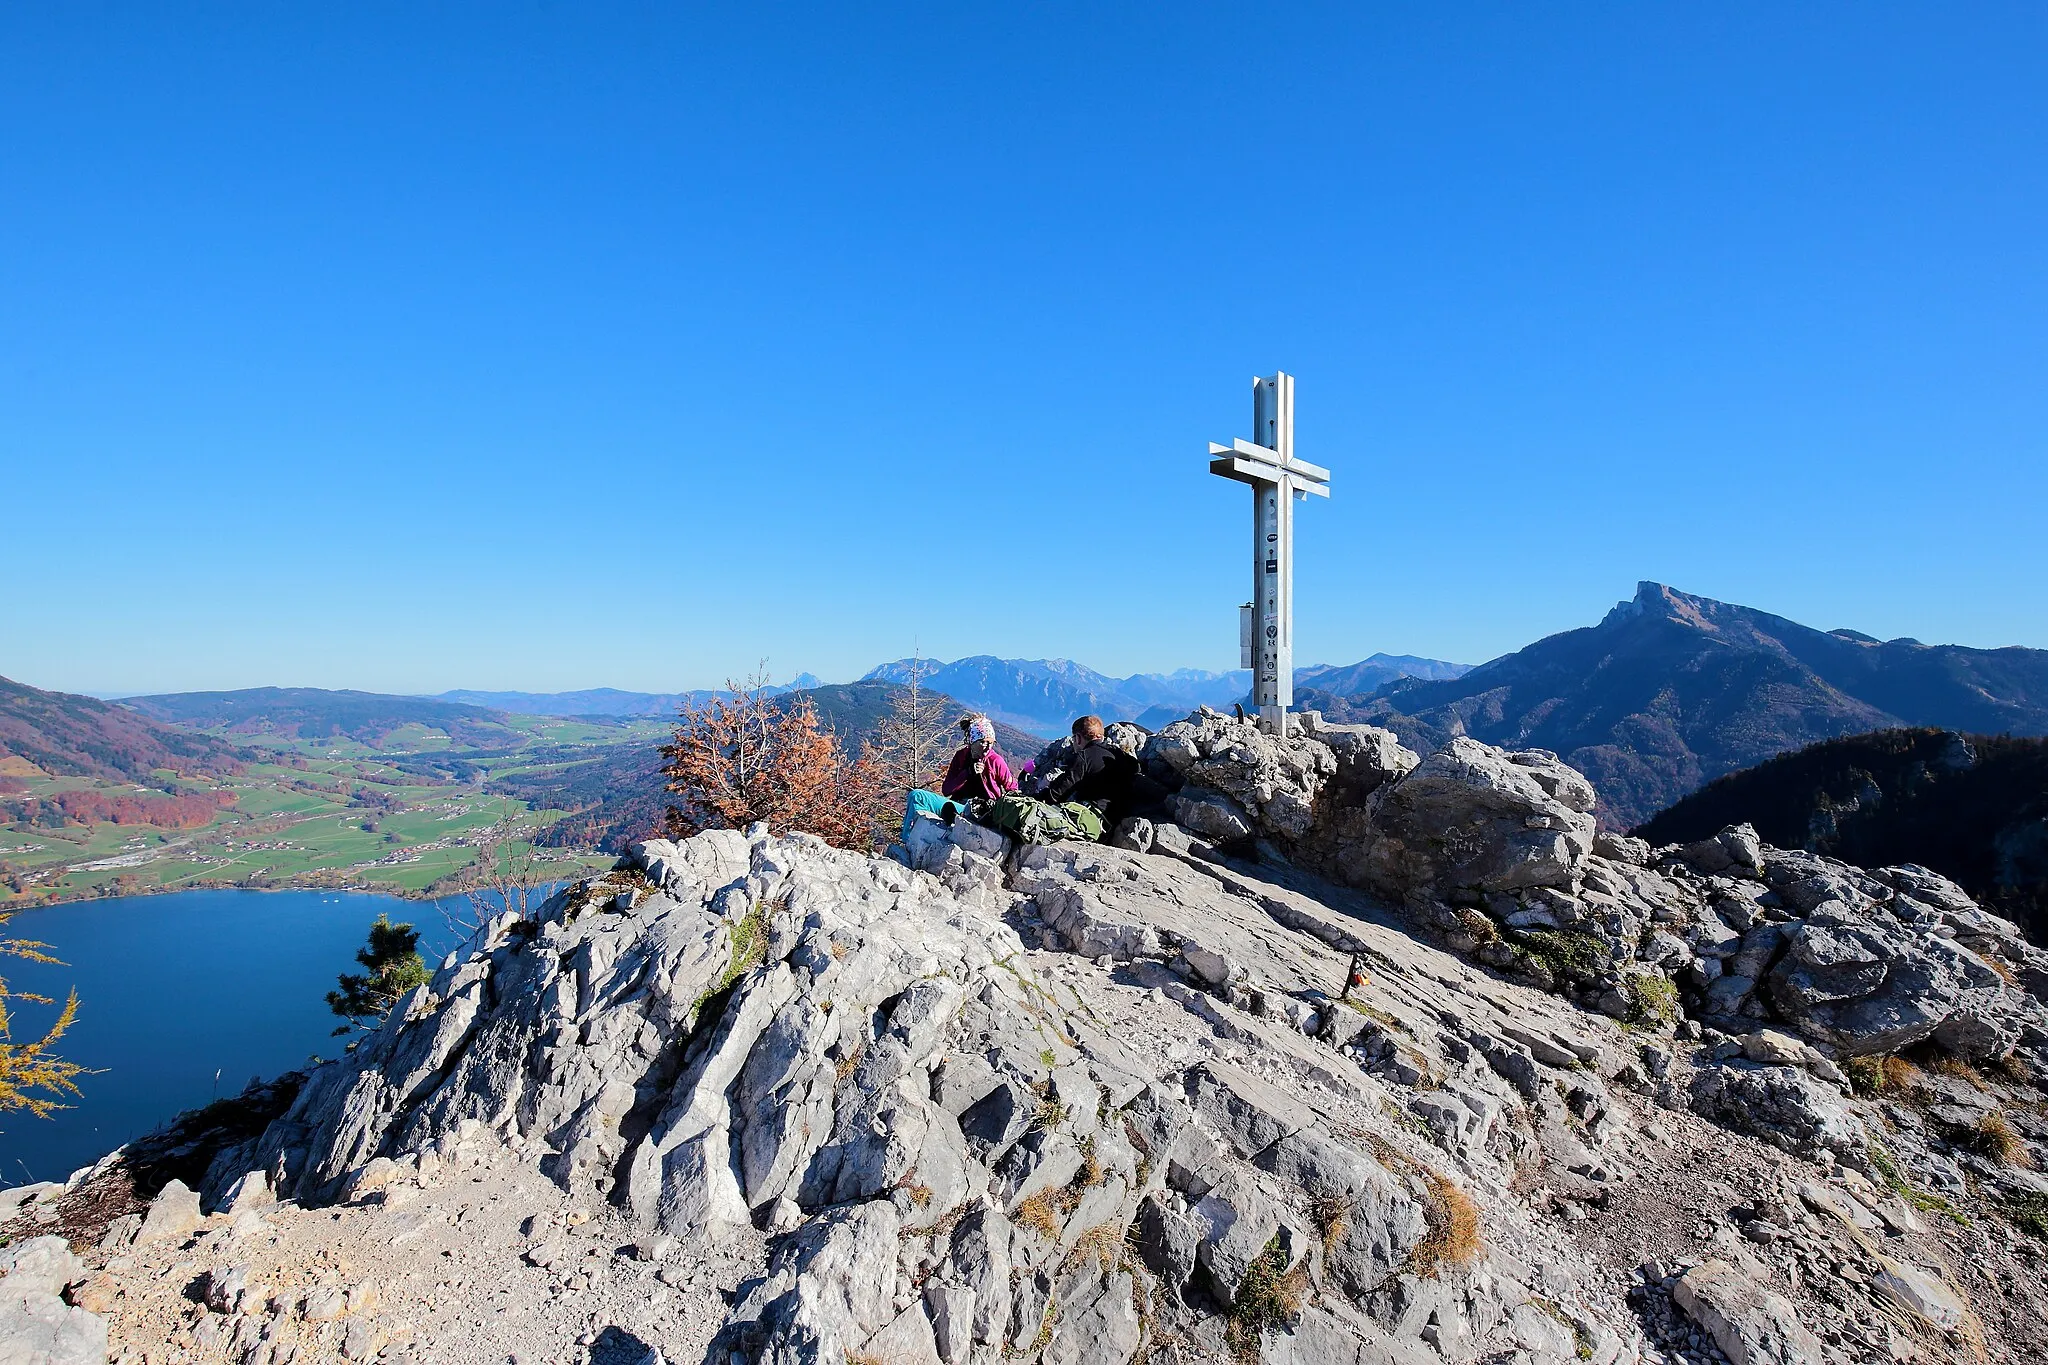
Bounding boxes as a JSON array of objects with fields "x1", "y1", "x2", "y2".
[
  {"x1": 660, "y1": 673, "x2": 886, "y2": 852},
  {"x1": 0, "y1": 913, "x2": 84, "y2": 1119}
]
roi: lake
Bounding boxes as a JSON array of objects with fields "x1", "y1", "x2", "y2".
[{"x1": 0, "y1": 885, "x2": 551, "y2": 1185}]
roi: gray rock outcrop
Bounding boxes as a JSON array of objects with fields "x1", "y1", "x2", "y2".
[
  {"x1": 0, "y1": 1236, "x2": 103, "y2": 1365},
  {"x1": 66, "y1": 705, "x2": 2047, "y2": 1365},
  {"x1": 204, "y1": 818, "x2": 1671, "y2": 1363}
]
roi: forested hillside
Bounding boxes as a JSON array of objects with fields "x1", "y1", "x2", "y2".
[
  {"x1": 0, "y1": 675, "x2": 249, "y2": 781},
  {"x1": 120, "y1": 687, "x2": 530, "y2": 748},
  {"x1": 1636, "y1": 727, "x2": 2048, "y2": 941}
]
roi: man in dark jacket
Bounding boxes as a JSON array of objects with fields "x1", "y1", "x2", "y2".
[{"x1": 1042, "y1": 715, "x2": 1168, "y2": 835}]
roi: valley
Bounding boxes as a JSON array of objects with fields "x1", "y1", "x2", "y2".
[{"x1": 0, "y1": 700, "x2": 655, "y2": 907}]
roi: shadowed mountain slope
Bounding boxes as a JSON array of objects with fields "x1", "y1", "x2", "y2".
[
  {"x1": 1636, "y1": 727, "x2": 2048, "y2": 943},
  {"x1": 1337, "y1": 582, "x2": 2048, "y2": 828}
]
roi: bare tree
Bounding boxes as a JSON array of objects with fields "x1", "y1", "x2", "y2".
[
  {"x1": 443, "y1": 814, "x2": 553, "y2": 947},
  {"x1": 869, "y1": 653, "x2": 958, "y2": 811}
]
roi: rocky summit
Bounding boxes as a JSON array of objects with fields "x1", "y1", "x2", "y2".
[{"x1": 10, "y1": 709, "x2": 2048, "y2": 1365}]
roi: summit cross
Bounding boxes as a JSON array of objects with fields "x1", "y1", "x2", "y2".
[{"x1": 1208, "y1": 371, "x2": 1331, "y2": 739}]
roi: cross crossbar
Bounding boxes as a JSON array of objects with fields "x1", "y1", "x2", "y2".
[{"x1": 1207, "y1": 438, "x2": 1331, "y2": 486}]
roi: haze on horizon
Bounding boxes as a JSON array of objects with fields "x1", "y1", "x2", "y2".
[{"x1": 4, "y1": 4, "x2": 2046, "y2": 698}]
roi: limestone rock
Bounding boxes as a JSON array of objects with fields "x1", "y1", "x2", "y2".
[
  {"x1": 0, "y1": 1240, "x2": 83, "y2": 1303},
  {"x1": 0, "y1": 1288, "x2": 107, "y2": 1365},
  {"x1": 185, "y1": 809, "x2": 2048, "y2": 1365},
  {"x1": 1356, "y1": 738, "x2": 1597, "y2": 898},
  {"x1": 134, "y1": 1179, "x2": 201, "y2": 1247},
  {"x1": 1143, "y1": 708, "x2": 1337, "y2": 842},
  {"x1": 1765, "y1": 905, "x2": 2014, "y2": 1057},
  {"x1": 1871, "y1": 1258, "x2": 1970, "y2": 1332},
  {"x1": 1673, "y1": 1258, "x2": 1826, "y2": 1365},
  {"x1": 1689, "y1": 1062, "x2": 1866, "y2": 1162}
]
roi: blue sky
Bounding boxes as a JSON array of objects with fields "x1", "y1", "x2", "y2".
[{"x1": 4, "y1": 4, "x2": 2044, "y2": 696}]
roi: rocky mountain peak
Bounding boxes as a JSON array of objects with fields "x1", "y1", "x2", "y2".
[
  {"x1": 17, "y1": 708, "x2": 2048, "y2": 1364},
  {"x1": 1599, "y1": 582, "x2": 1734, "y2": 638}
]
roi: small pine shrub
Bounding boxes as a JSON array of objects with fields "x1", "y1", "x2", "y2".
[
  {"x1": 1621, "y1": 974, "x2": 1679, "y2": 1029},
  {"x1": 326, "y1": 914, "x2": 431, "y2": 1034},
  {"x1": 2001, "y1": 1191, "x2": 2048, "y2": 1240},
  {"x1": 1511, "y1": 929, "x2": 1610, "y2": 984}
]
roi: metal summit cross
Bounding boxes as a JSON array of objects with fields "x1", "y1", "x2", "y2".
[{"x1": 1208, "y1": 372, "x2": 1330, "y2": 738}]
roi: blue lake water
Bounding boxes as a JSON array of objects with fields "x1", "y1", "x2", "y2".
[{"x1": 0, "y1": 886, "x2": 545, "y2": 1185}]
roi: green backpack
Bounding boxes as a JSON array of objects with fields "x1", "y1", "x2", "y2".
[{"x1": 983, "y1": 794, "x2": 1105, "y2": 844}]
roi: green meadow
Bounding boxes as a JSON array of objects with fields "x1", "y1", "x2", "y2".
[{"x1": 0, "y1": 717, "x2": 656, "y2": 907}]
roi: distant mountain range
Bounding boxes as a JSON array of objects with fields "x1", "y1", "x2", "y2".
[
  {"x1": 0, "y1": 675, "x2": 250, "y2": 782},
  {"x1": 859, "y1": 654, "x2": 1471, "y2": 736},
  {"x1": 423, "y1": 657, "x2": 1471, "y2": 736},
  {"x1": 1329, "y1": 582, "x2": 2048, "y2": 828},
  {"x1": 38, "y1": 581, "x2": 2045, "y2": 846},
  {"x1": 1636, "y1": 728, "x2": 2048, "y2": 943},
  {"x1": 437, "y1": 676, "x2": 824, "y2": 718}
]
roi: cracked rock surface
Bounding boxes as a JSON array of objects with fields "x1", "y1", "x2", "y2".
[{"x1": 9, "y1": 712, "x2": 2048, "y2": 1364}]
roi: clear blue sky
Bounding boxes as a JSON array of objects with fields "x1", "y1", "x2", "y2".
[{"x1": 5, "y1": 4, "x2": 2044, "y2": 696}]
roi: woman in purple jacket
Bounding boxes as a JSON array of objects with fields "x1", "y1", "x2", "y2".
[
  {"x1": 902, "y1": 714, "x2": 1018, "y2": 845},
  {"x1": 940, "y1": 714, "x2": 1017, "y2": 802}
]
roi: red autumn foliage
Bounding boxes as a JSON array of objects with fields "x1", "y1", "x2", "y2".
[
  {"x1": 659, "y1": 676, "x2": 887, "y2": 852},
  {"x1": 51, "y1": 788, "x2": 235, "y2": 829}
]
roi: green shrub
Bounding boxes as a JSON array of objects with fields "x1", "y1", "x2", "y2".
[
  {"x1": 1511, "y1": 929, "x2": 1610, "y2": 984},
  {"x1": 326, "y1": 914, "x2": 430, "y2": 1033},
  {"x1": 1621, "y1": 973, "x2": 1678, "y2": 1028},
  {"x1": 1225, "y1": 1236, "x2": 1308, "y2": 1360}
]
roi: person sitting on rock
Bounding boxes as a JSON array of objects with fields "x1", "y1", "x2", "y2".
[
  {"x1": 1040, "y1": 715, "x2": 1168, "y2": 836},
  {"x1": 940, "y1": 714, "x2": 1017, "y2": 804},
  {"x1": 901, "y1": 714, "x2": 1017, "y2": 842}
]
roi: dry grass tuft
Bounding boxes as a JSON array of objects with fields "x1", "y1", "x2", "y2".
[
  {"x1": 1065, "y1": 1221, "x2": 1126, "y2": 1275},
  {"x1": 1077, "y1": 1136, "x2": 1105, "y2": 1188},
  {"x1": 1852, "y1": 1053, "x2": 1926, "y2": 1096},
  {"x1": 1030, "y1": 1080, "x2": 1068, "y2": 1133},
  {"x1": 893, "y1": 1171, "x2": 934, "y2": 1207},
  {"x1": 1974, "y1": 949, "x2": 2019, "y2": 985},
  {"x1": 835, "y1": 1042, "x2": 865, "y2": 1084},
  {"x1": 1308, "y1": 1194, "x2": 1352, "y2": 1256},
  {"x1": 1971, "y1": 1112, "x2": 2032, "y2": 1168},
  {"x1": 1015, "y1": 1189, "x2": 1063, "y2": 1240},
  {"x1": 1411, "y1": 1170, "x2": 1484, "y2": 1278},
  {"x1": 1224, "y1": 1236, "x2": 1309, "y2": 1362},
  {"x1": 1926, "y1": 1055, "x2": 1987, "y2": 1090},
  {"x1": 1882, "y1": 1054, "x2": 1923, "y2": 1091}
]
